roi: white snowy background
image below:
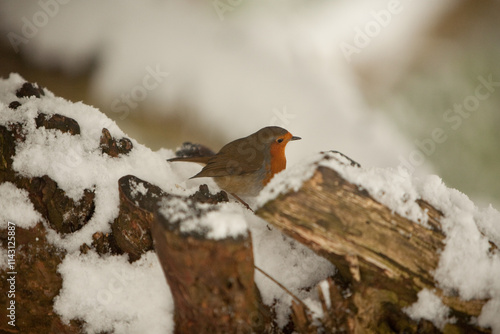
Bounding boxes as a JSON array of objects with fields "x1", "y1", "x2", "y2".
[
  {"x1": 1, "y1": 0, "x2": 499, "y2": 206},
  {"x1": 1, "y1": 0, "x2": 500, "y2": 332}
]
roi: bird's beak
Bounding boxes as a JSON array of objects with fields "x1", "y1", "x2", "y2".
[{"x1": 291, "y1": 136, "x2": 301, "y2": 141}]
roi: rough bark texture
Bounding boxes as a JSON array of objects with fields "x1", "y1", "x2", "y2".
[
  {"x1": 256, "y1": 155, "x2": 491, "y2": 334},
  {"x1": 100, "y1": 128, "x2": 133, "y2": 157},
  {"x1": 110, "y1": 175, "x2": 164, "y2": 261},
  {"x1": 15, "y1": 82, "x2": 45, "y2": 98},
  {"x1": 0, "y1": 223, "x2": 81, "y2": 334},
  {"x1": 35, "y1": 113, "x2": 81, "y2": 135},
  {"x1": 153, "y1": 212, "x2": 267, "y2": 333}
]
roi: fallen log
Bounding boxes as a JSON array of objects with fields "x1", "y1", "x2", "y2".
[{"x1": 256, "y1": 153, "x2": 491, "y2": 333}]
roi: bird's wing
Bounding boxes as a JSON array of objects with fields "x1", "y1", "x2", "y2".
[{"x1": 192, "y1": 138, "x2": 265, "y2": 178}]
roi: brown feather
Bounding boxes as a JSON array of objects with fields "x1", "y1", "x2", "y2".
[{"x1": 192, "y1": 136, "x2": 267, "y2": 178}]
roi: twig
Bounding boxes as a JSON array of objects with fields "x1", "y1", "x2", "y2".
[
  {"x1": 254, "y1": 265, "x2": 309, "y2": 310},
  {"x1": 230, "y1": 192, "x2": 254, "y2": 212}
]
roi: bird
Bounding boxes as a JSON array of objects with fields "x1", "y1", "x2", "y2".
[{"x1": 167, "y1": 126, "x2": 301, "y2": 198}]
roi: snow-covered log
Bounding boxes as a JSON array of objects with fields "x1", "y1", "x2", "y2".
[
  {"x1": 152, "y1": 191, "x2": 270, "y2": 334},
  {"x1": 256, "y1": 153, "x2": 497, "y2": 333}
]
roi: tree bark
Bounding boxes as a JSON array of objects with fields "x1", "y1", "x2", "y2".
[
  {"x1": 256, "y1": 155, "x2": 491, "y2": 333},
  {"x1": 110, "y1": 175, "x2": 165, "y2": 261},
  {"x1": 151, "y1": 194, "x2": 272, "y2": 334}
]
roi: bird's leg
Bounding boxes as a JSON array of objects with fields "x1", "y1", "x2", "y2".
[{"x1": 230, "y1": 192, "x2": 254, "y2": 212}]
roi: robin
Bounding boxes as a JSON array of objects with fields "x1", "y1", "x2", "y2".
[{"x1": 168, "y1": 126, "x2": 301, "y2": 198}]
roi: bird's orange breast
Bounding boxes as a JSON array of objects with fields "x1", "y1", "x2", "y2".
[{"x1": 263, "y1": 141, "x2": 287, "y2": 185}]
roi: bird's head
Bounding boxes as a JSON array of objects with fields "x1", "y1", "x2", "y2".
[{"x1": 254, "y1": 126, "x2": 301, "y2": 150}]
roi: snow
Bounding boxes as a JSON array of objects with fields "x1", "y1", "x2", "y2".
[
  {"x1": 129, "y1": 178, "x2": 149, "y2": 197},
  {"x1": 258, "y1": 150, "x2": 500, "y2": 331},
  {"x1": 257, "y1": 151, "x2": 429, "y2": 227},
  {"x1": 157, "y1": 193, "x2": 335, "y2": 325},
  {"x1": 319, "y1": 279, "x2": 332, "y2": 309},
  {"x1": 157, "y1": 196, "x2": 192, "y2": 224},
  {"x1": 53, "y1": 251, "x2": 173, "y2": 334},
  {"x1": 403, "y1": 289, "x2": 453, "y2": 330},
  {"x1": 258, "y1": 151, "x2": 429, "y2": 224},
  {"x1": 0, "y1": 73, "x2": 189, "y2": 253},
  {"x1": 475, "y1": 205, "x2": 500, "y2": 251},
  {"x1": 158, "y1": 198, "x2": 248, "y2": 240},
  {"x1": 0, "y1": 181, "x2": 42, "y2": 229},
  {"x1": 414, "y1": 175, "x2": 500, "y2": 331},
  {"x1": 157, "y1": 194, "x2": 335, "y2": 324},
  {"x1": 0, "y1": 74, "x2": 181, "y2": 333},
  {"x1": 182, "y1": 205, "x2": 248, "y2": 240},
  {"x1": 321, "y1": 155, "x2": 430, "y2": 227},
  {"x1": 255, "y1": 153, "x2": 320, "y2": 209},
  {"x1": 248, "y1": 213, "x2": 335, "y2": 327},
  {"x1": 479, "y1": 299, "x2": 500, "y2": 334}
]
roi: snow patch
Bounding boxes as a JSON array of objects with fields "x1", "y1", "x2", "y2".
[
  {"x1": 404, "y1": 289, "x2": 453, "y2": 330},
  {"x1": 255, "y1": 153, "x2": 323, "y2": 209},
  {"x1": 319, "y1": 279, "x2": 332, "y2": 309},
  {"x1": 478, "y1": 299, "x2": 500, "y2": 333},
  {"x1": 0, "y1": 182, "x2": 42, "y2": 229},
  {"x1": 129, "y1": 178, "x2": 149, "y2": 197},
  {"x1": 319, "y1": 152, "x2": 429, "y2": 227},
  {"x1": 54, "y1": 251, "x2": 173, "y2": 334},
  {"x1": 158, "y1": 198, "x2": 248, "y2": 240},
  {"x1": 248, "y1": 212, "x2": 335, "y2": 327},
  {"x1": 181, "y1": 205, "x2": 248, "y2": 240}
]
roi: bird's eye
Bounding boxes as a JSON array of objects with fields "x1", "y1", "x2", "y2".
[{"x1": 277, "y1": 138, "x2": 284, "y2": 143}]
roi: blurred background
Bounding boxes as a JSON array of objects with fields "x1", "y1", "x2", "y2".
[{"x1": 1, "y1": 0, "x2": 499, "y2": 207}]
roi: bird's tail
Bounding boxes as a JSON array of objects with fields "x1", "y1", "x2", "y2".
[{"x1": 167, "y1": 156, "x2": 211, "y2": 164}]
